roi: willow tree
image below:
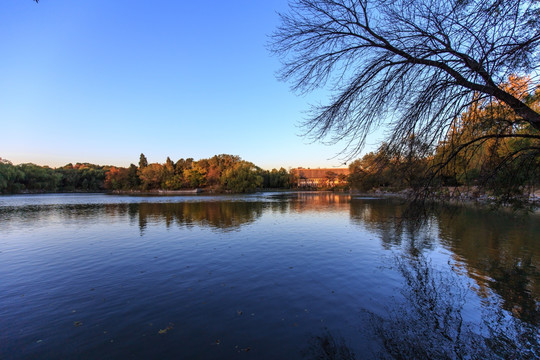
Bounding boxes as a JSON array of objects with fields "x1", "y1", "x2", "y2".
[{"x1": 270, "y1": 0, "x2": 540, "y2": 164}]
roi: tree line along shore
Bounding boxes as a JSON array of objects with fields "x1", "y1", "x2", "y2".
[
  {"x1": 1, "y1": 76, "x2": 539, "y2": 205},
  {"x1": 0, "y1": 154, "x2": 294, "y2": 194},
  {"x1": 1, "y1": 135, "x2": 538, "y2": 209}
]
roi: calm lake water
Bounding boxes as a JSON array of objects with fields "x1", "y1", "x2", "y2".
[{"x1": 1, "y1": 193, "x2": 539, "y2": 359}]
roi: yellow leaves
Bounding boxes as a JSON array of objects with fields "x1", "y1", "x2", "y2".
[{"x1": 500, "y1": 74, "x2": 531, "y2": 100}]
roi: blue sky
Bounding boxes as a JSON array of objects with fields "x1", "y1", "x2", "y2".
[{"x1": 1, "y1": 1, "x2": 379, "y2": 170}]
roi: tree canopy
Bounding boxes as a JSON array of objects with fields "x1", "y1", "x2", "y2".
[
  {"x1": 0, "y1": 154, "x2": 298, "y2": 194},
  {"x1": 271, "y1": 0, "x2": 540, "y2": 159}
]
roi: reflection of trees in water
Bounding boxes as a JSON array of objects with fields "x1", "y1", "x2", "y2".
[
  {"x1": 134, "y1": 201, "x2": 266, "y2": 232},
  {"x1": 370, "y1": 255, "x2": 539, "y2": 359},
  {"x1": 349, "y1": 199, "x2": 540, "y2": 326},
  {"x1": 131, "y1": 193, "x2": 352, "y2": 233},
  {"x1": 0, "y1": 201, "x2": 267, "y2": 234},
  {"x1": 0, "y1": 204, "x2": 125, "y2": 233},
  {"x1": 487, "y1": 257, "x2": 540, "y2": 325},
  {"x1": 275, "y1": 192, "x2": 351, "y2": 213},
  {"x1": 371, "y1": 255, "x2": 481, "y2": 359},
  {"x1": 268, "y1": 198, "x2": 290, "y2": 214},
  {"x1": 305, "y1": 255, "x2": 539, "y2": 359},
  {"x1": 437, "y1": 207, "x2": 540, "y2": 326},
  {"x1": 302, "y1": 329, "x2": 355, "y2": 360},
  {"x1": 349, "y1": 198, "x2": 436, "y2": 255}
]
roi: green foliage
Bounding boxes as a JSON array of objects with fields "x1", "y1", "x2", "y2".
[
  {"x1": 139, "y1": 153, "x2": 148, "y2": 169},
  {"x1": 104, "y1": 164, "x2": 141, "y2": 190},
  {"x1": 0, "y1": 161, "x2": 25, "y2": 193},
  {"x1": 348, "y1": 152, "x2": 394, "y2": 191},
  {"x1": 175, "y1": 158, "x2": 193, "y2": 175},
  {"x1": 139, "y1": 163, "x2": 165, "y2": 190},
  {"x1": 0, "y1": 160, "x2": 108, "y2": 194},
  {"x1": 432, "y1": 76, "x2": 540, "y2": 202},
  {"x1": 57, "y1": 163, "x2": 106, "y2": 191},
  {"x1": 162, "y1": 175, "x2": 184, "y2": 190},
  {"x1": 102, "y1": 154, "x2": 269, "y2": 193},
  {"x1": 127, "y1": 164, "x2": 141, "y2": 189},
  {"x1": 348, "y1": 76, "x2": 540, "y2": 206},
  {"x1": 220, "y1": 162, "x2": 263, "y2": 193},
  {"x1": 17, "y1": 163, "x2": 62, "y2": 192},
  {"x1": 262, "y1": 167, "x2": 293, "y2": 188},
  {"x1": 0, "y1": 154, "x2": 287, "y2": 194},
  {"x1": 183, "y1": 168, "x2": 205, "y2": 189}
]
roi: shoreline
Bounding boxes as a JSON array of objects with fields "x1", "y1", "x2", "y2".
[
  {"x1": 350, "y1": 188, "x2": 540, "y2": 212},
  {"x1": 2, "y1": 188, "x2": 538, "y2": 210},
  {"x1": 111, "y1": 189, "x2": 203, "y2": 195}
]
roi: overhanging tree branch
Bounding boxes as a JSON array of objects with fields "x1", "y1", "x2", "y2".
[{"x1": 270, "y1": 0, "x2": 540, "y2": 161}]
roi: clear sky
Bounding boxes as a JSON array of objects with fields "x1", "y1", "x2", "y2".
[{"x1": 1, "y1": 1, "x2": 379, "y2": 170}]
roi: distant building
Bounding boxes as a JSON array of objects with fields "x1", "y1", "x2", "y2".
[{"x1": 291, "y1": 167, "x2": 349, "y2": 188}]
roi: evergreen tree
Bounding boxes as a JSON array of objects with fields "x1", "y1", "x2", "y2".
[{"x1": 139, "y1": 153, "x2": 148, "y2": 169}]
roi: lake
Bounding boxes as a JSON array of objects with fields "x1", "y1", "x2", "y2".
[{"x1": 1, "y1": 192, "x2": 539, "y2": 359}]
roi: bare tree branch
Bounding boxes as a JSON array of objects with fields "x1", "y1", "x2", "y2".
[{"x1": 270, "y1": 0, "x2": 540, "y2": 161}]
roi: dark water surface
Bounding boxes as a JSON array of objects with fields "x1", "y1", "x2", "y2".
[{"x1": 1, "y1": 193, "x2": 539, "y2": 359}]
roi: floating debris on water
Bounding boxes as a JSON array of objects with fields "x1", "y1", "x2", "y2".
[{"x1": 158, "y1": 323, "x2": 174, "y2": 334}]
